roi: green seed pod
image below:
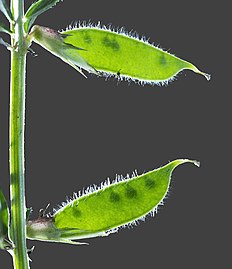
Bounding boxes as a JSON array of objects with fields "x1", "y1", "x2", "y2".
[
  {"x1": 26, "y1": 159, "x2": 199, "y2": 245},
  {"x1": 29, "y1": 24, "x2": 210, "y2": 85}
]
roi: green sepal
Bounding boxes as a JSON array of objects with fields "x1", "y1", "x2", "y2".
[
  {"x1": 0, "y1": 0, "x2": 13, "y2": 21},
  {"x1": 0, "y1": 189, "x2": 13, "y2": 250},
  {"x1": 26, "y1": 217, "x2": 87, "y2": 245},
  {"x1": 24, "y1": 0, "x2": 62, "y2": 32},
  {"x1": 0, "y1": 22, "x2": 12, "y2": 34},
  {"x1": 29, "y1": 25, "x2": 98, "y2": 77}
]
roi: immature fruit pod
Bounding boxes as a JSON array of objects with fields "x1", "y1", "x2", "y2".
[
  {"x1": 26, "y1": 159, "x2": 199, "y2": 245},
  {"x1": 29, "y1": 24, "x2": 210, "y2": 84}
]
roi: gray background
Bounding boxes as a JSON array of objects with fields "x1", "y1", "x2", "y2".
[{"x1": 0, "y1": 0, "x2": 230, "y2": 268}]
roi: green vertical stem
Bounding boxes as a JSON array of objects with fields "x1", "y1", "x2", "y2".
[{"x1": 10, "y1": 0, "x2": 29, "y2": 268}]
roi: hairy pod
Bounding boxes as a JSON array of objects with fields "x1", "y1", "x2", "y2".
[
  {"x1": 29, "y1": 24, "x2": 210, "y2": 85},
  {"x1": 27, "y1": 159, "x2": 199, "y2": 245}
]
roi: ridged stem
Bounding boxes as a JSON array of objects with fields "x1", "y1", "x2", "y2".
[{"x1": 10, "y1": 0, "x2": 29, "y2": 268}]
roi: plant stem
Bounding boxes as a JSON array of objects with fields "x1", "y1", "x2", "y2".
[{"x1": 10, "y1": 0, "x2": 29, "y2": 268}]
